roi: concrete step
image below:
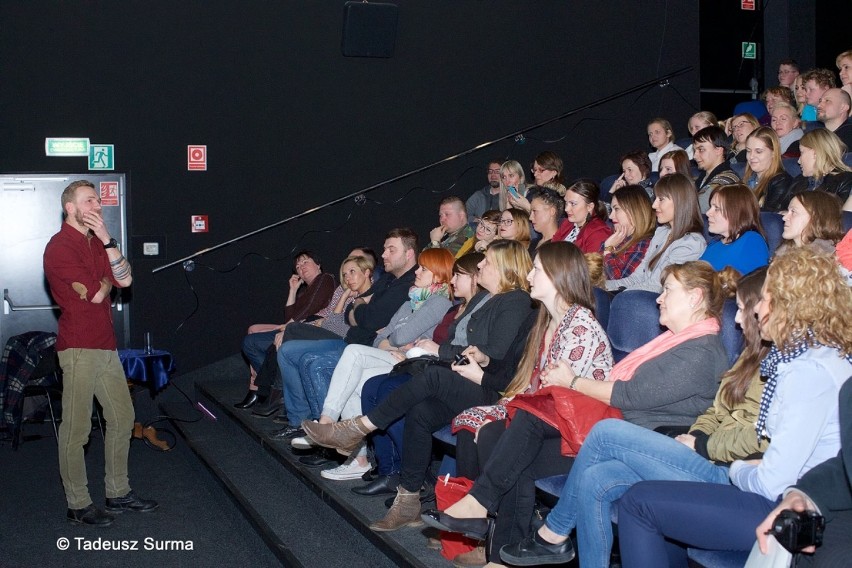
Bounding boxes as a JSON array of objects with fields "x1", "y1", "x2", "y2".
[{"x1": 159, "y1": 367, "x2": 448, "y2": 568}]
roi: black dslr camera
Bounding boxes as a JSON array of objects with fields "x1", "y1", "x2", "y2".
[
  {"x1": 453, "y1": 353, "x2": 470, "y2": 366},
  {"x1": 770, "y1": 509, "x2": 825, "y2": 553}
]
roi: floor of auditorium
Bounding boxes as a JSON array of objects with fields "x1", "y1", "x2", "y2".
[{"x1": 0, "y1": 354, "x2": 468, "y2": 568}]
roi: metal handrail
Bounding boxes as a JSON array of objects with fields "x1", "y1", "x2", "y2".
[{"x1": 152, "y1": 66, "x2": 694, "y2": 273}]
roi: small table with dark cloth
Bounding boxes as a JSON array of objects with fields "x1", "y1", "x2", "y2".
[{"x1": 118, "y1": 349, "x2": 176, "y2": 394}]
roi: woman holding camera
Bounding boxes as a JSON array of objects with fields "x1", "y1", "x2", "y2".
[{"x1": 615, "y1": 247, "x2": 852, "y2": 568}]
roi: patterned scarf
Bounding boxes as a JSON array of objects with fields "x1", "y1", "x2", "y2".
[
  {"x1": 752, "y1": 330, "x2": 852, "y2": 439},
  {"x1": 408, "y1": 282, "x2": 450, "y2": 311}
]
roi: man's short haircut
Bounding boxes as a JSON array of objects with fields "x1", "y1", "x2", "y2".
[
  {"x1": 385, "y1": 227, "x2": 419, "y2": 253},
  {"x1": 488, "y1": 158, "x2": 503, "y2": 168},
  {"x1": 61, "y1": 180, "x2": 95, "y2": 209},
  {"x1": 779, "y1": 59, "x2": 799, "y2": 71},
  {"x1": 61, "y1": 180, "x2": 96, "y2": 217},
  {"x1": 692, "y1": 125, "x2": 729, "y2": 150},
  {"x1": 293, "y1": 249, "x2": 321, "y2": 268},
  {"x1": 802, "y1": 68, "x2": 837, "y2": 90},
  {"x1": 440, "y1": 195, "x2": 466, "y2": 214}
]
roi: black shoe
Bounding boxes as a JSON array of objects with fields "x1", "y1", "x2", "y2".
[
  {"x1": 499, "y1": 531, "x2": 576, "y2": 566},
  {"x1": 271, "y1": 415, "x2": 290, "y2": 425},
  {"x1": 269, "y1": 425, "x2": 305, "y2": 439},
  {"x1": 352, "y1": 474, "x2": 400, "y2": 496},
  {"x1": 421, "y1": 510, "x2": 492, "y2": 541},
  {"x1": 298, "y1": 448, "x2": 338, "y2": 467},
  {"x1": 234, "y1": 391, "x2": 263, "y2": 409},
  {"x1": 252, "y1": 390, "x2": 283, "y2": 417},
  {"x1": 105, "y1": 490, "x2": 159, "y2": 513},
  {"x1": 67, "y1": 504, "x2": 115, "y2": 526}
]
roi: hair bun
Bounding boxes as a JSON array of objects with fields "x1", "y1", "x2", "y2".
[{"x1": 717, "y1": 266, "x2": 741, "y2": 298}]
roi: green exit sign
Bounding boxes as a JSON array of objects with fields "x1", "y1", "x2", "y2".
[
  {"x1": 45, "y1": 137, "x2": 90, "y2": 156},
  {"x1": 89, "y1": 144, "x2": 115, "y2": 171},
  {"x1": 742, "y1": 42, "x2": 757, "y2": 60}
]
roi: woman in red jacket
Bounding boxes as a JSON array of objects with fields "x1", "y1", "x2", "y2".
[{"x1": 553, "y1": 180, "x2": 613, "y2": 253}]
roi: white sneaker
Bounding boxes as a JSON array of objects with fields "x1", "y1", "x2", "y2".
[
  {"x1": 320, "y1": 458, "x2": 371, "y2": 481},
  {"x1": 291, "y1": 435, "x2": 316, "y2": 450}
]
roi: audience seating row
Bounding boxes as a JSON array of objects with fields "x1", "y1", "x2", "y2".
[{"x1": 599, "y1": 153, "x2": 852, "y2": 203}]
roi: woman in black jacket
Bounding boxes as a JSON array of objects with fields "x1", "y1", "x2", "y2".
[
  {"x1": 788, "y1": 128, "x2": 852, "y2": 210},
  {"x1": 302, "y1": 240, "x2": 535, "y2": 531},
  {"x1": 742, "y1": 127, "x2": 794, "y2": 212}
]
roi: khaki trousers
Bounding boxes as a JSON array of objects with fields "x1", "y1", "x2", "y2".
[{"x1": 58, "y1": 349, "x2": 134, "y2": 509}]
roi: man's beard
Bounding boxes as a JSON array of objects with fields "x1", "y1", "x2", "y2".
[{"x1": 489, "y1": 181, "x2": 500, "y2": 188}]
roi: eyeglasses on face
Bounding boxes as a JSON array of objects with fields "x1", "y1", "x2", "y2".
[
  {"x1": 476, "y1": 222, "x2": 496, "y2": 235},
  {"x1": 499, "y1": 219, "x2": 515, "y2": 226}
]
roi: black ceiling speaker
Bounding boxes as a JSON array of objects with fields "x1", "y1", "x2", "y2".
[{"x1": 342, "y1": 2, "x2": 399, "y2": 58}]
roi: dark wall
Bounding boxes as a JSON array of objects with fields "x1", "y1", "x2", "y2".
[{"x1": 1, "y1": 1, "x2": 699, "y2": 372}]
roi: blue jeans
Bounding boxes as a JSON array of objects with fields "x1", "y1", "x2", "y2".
[
  {"x1": 298, "y1": 353, "x2": 341, "y2": 420},
  {"x1": 543, "y1": 419, "x2": 730, "y2": 568},
  {"x1": 242, "y1": 330, "x2": 277, "y2": 371},
  {"x1": 276, "y1": 339, "x2": 345, "y2": 423},
  {"x1": 618, "y1": 481, "x2": 777, "y2": 568},
  {"x1": 361, "y1": 373, "x2": 411, "y2": 476}
]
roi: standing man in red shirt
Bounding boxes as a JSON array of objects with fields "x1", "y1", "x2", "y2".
[{"x1": 43, "y1": 180, "x2": 157, "y2": 526}]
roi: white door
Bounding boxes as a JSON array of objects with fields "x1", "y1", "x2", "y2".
[{"x1": 0, "y1": 174, "x2": 130, "y2": 350}]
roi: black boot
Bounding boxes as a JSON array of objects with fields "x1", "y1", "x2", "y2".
[
  {"x1": 252, "y1": 388, "x2": 284, "y2": 417},
  {"x1": 234, "y1": 391, "x2": 265, "y2": 409}
]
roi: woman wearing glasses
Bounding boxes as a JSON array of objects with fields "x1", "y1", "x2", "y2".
[
  {"x1": 508, "y1": 152, "x2": 567, "y2": 212},
  {"x1": 456, "y1": 210, "x2": 501, "y2": 258},
  {"x1": 498, "y1": 208, "x2": 532, "y2": 250},
  {"x1": 727, "y1": 113, "x2": 760, "y2": 164}
]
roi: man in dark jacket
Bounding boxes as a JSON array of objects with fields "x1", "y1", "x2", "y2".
[{"x1": 271, "y1": 228, "x2": 418, "y2": 437}]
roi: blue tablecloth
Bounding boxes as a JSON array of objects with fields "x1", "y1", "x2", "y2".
[{"x1": 118, "y1": 349, "x2": 175, "y2": 393}]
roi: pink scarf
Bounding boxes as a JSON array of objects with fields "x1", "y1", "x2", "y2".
[{"x1": 609, "y1": 318, "x2": 721, "y2": 382}]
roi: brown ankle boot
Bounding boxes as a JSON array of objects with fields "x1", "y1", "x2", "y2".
[
  {"x1": 453, "y1": 544, "x2": 486, "y2": 567},
  {"x1": 301, "y1": 416, "x2": 370, "y2": 455},
  {"x1": 370, "y1": 488, "x2": 423, "y2": 532}
]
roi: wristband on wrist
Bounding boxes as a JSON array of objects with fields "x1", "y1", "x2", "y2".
[{"x1": 569, "y1": 375, "x2": 582, "y2": 390}]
